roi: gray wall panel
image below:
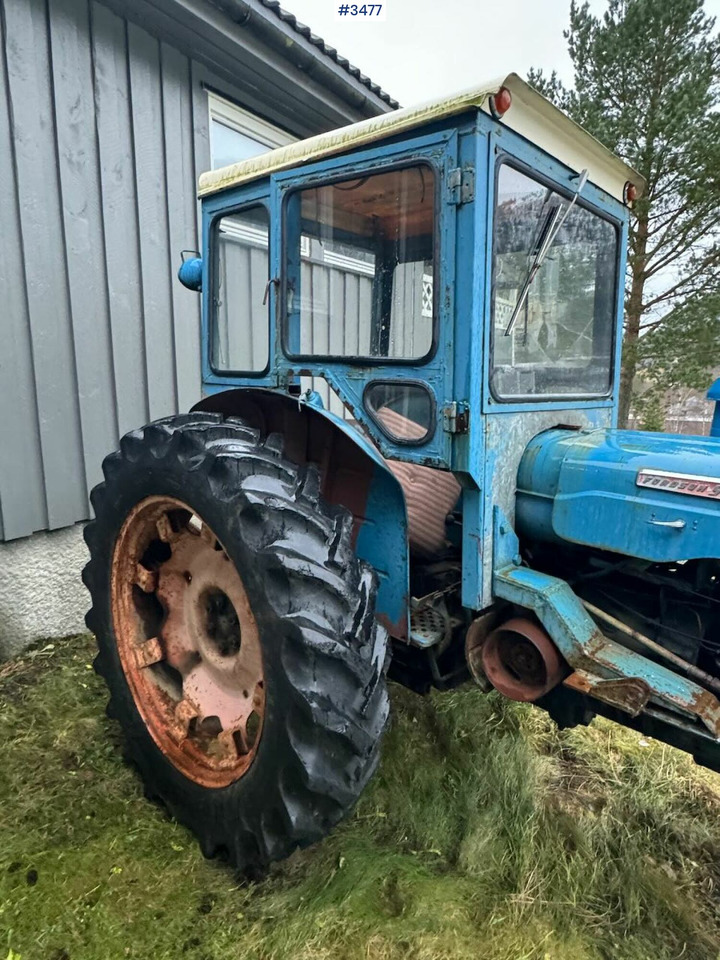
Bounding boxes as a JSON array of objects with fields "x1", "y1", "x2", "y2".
[
  {"x1": 161, "y1": 42, "x2": 201, "y2": 411},
  {"x1": 0, "y1": 4, "x2": 47, "y2": 540},
  {"x1": 0, "y1": 0, "x2": 380, "y2": 542},
  {"x1": 190, "y1": 59, "x2": 211, "y2": 195},
  {"x1": 4, "y1": 0, "x2": 88, "y2": 530},
  {"x1": 91, "y1": 1, "x2": 150, "y2": 437},
  {"x1": 128, "y1": 22, "x2": 177, "y2": 421},
  {"x1": 50, "y1": 0, "x2": 119, "y2": 495}
]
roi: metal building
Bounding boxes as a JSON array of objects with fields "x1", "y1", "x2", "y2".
[{"x1": 0, "y1": 0, "x2": 394, "y2": 657}]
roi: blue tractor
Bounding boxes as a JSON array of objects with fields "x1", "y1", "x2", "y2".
[{"x1": 84, "y1": 73, "x2": 720, "y2": 871}]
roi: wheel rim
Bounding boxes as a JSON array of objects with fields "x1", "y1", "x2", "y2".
[{"x1": 111, "y1": 496, "x2": 265, "y2": 788}]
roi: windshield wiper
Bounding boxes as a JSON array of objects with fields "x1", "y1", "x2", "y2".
[{"x1": 504, "y1": 168, "x2": 589, "y2": 338}]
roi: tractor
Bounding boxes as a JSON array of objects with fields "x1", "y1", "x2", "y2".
[{"x1": 83, "y1": 72, "x2": 720, "y2": 872}]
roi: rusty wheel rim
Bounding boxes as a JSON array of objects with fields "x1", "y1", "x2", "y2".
[{"x1": 111, "y1": 496, "x2": 265, "y2": 788}]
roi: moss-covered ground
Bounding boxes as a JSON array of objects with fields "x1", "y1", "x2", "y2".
[{"x1": 2, "y1": 635, "x2": 720, "y2": 960}]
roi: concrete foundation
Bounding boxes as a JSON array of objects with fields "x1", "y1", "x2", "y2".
[{"x1": 0, "y1": 523, "x2": 89, "y2": 660}]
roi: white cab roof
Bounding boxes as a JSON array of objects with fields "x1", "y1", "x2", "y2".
[{"x1": 198, "y1": 72, "x2": 644, "y2": 203}]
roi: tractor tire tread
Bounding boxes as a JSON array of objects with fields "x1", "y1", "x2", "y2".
[{"x1": 83, "y1": 413, "x2": 390, "y2": 871}]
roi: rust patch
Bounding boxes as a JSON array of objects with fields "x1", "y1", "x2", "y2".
[
  {"x1": 690, "y1": 689, "x2": 720, "y2": 739},
  {"x1": 564, "y1": 670, "x2": 651, "y2": 717},
  {"x1": 111, "y1": 496, "x2": 265, "y2": 788},
  {"x1": 481, "y1": 617, "x2": 567, "y2": 702},
  {"x1": 376, "y1": 610, "x2": 408, "y2": 642},
  {"x1": 465, "y1": 609, "x2": 503, "y2": 690}
]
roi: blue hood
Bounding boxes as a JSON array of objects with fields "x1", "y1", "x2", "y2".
[{"x1": 516, "y1": 428, "x2": 720, "y2": 562}]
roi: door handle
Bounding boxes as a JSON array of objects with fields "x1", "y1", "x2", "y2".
[{"x1": 647, "y1": 518, "x2": 686, "y2": 530}]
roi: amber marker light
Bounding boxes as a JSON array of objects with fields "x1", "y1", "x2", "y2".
[
  {"x1": 489, "y1": 87, "x2": 512, "y2": 119},
  {"x1": 624, "y1": 181, "x2": 638, "y2": 205}
]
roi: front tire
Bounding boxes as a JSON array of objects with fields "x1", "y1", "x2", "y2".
[{"x1": 83, "y1": 413, "x2": 389, "y2": 870}]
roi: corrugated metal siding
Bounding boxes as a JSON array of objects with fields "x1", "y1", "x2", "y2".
[
  {"x1": 0, "y1": 0, "x2": 221, "y2": 541},
  {"x1": 216, "y1": 227, "x2": 270, "y2": 372},
  {"x1": 300, "y1": 263, "x2": 374, "y2": 357}
]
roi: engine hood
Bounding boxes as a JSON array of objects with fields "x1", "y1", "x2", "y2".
[{"x1": 516, "y1": 427, "x2": 720, "y2": 562}]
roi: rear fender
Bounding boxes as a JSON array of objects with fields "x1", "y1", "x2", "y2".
[{"x1": 193, "y1": 389, "x2": 410, "y2": 640}]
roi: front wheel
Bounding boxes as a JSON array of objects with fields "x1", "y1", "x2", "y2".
[{"x1": 83, "y1": 413, "x2": 390, "y2": 870}]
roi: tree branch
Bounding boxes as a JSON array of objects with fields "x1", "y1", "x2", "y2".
[{"x1": 642, "y1": 263, "x2": 720, "y2": 311}]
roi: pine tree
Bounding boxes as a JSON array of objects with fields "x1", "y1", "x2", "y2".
[{"x1": 529, "y1": 0, "x2": 720, "y2": 427}]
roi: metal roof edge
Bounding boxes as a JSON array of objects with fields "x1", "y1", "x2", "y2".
[
  {"x1": 258, "y1": 0, "x2": 398, "y2": 108},
  {"x1": 209, "y1": 0, "x2": 399, "y2": 113}
]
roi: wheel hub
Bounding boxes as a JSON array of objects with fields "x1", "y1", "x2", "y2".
[
  {"x1": 111, "y1": 496, "x2": 265, "y2": 787},
  {"x1": 202, "y1": 588, "x2": 242, "y2": 658}
]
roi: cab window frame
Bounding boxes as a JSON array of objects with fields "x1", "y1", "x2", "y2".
[
  {"x1": 363, "y1": 379, "x2": 437, "y2": 446},
  {"x1": 489, "y1": 154, "x2": 622, "y2": 403},
  {"x1": 280, "y1": 157, "x2": 441, "y2": 366},
  {"x1": 209, "y1": 200, "x2": 271, "y2": 378}
]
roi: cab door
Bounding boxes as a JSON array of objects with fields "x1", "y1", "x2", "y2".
[{"x1": 272, "y1": 128, "x2": 459, "y2": 471}]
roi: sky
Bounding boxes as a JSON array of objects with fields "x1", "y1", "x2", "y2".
[{"x1": 283, "y1": 0, "x2": 720, "y2": 107}]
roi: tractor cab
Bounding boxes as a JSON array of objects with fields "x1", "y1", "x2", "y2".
[
  {"x1": 190, "y1": 73, "x2": 641, "y2": 632},
  {"x1": 85, "y1": 73, "x2": 720, "y2": 875}
]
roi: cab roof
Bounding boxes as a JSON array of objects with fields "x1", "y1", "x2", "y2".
[{"x1": 198, "y1": 72, "x2": 645, "y2": 203}]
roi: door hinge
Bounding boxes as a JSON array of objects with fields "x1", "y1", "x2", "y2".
[
  {"x1": 447, "y1": 166, "x2": 475, "y2": 205},
  {"x1": 442, "y1": 401, "x2": 470, "y2": 434}
]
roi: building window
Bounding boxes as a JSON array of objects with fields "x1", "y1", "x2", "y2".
[{"x1": 208, "y1": 93, "x2": 295, "y2": 170}]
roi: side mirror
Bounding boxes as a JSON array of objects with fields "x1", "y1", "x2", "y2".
[{"x1": 178, "y1": 250, "x2": 203, "y2": 291}]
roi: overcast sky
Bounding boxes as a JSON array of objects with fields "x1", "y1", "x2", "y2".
[{"x1": 284, "y1": 0, "x2": 720, "y2": 107}]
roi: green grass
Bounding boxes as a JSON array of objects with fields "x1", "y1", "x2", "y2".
[{"x1": 2, "y1": 636, "x2": 720, "y2": 960}]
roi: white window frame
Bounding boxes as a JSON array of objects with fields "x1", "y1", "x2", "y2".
[{"x1": 208, "y1": 92, "x2": 296, "y2": 165}]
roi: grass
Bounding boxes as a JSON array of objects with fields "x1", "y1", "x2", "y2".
[{"x1": 1, "y1": 636, "x2": 720, "y2": 960}]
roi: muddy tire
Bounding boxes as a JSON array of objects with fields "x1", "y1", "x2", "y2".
[{"x1": 83, "y1": 413, "x2": 389, "y2": 871}]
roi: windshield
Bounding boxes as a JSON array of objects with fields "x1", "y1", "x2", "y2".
[{"x1": 491, "y1": 163, "x2": 619, "y2": 400}]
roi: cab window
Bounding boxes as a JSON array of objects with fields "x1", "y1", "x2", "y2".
[
  {"x1": 212, "y1": 204, "x2": 270, "y2": 373},
  {"x1": 283, "y1": 164, "x2": 435, "y2": 361},
  {"x1": 491, "y1": 163, "x2": 618, "y2": 400}
]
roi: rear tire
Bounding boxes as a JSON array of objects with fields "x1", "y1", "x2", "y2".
[{"x1": 83, "y1": 413, "x2": 389, "y2": 871}]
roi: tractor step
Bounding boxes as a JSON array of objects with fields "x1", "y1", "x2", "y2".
[{"x1": 410, "y1": 597, "x2": 450, "y2": 649}]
